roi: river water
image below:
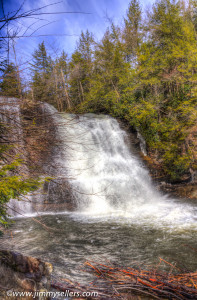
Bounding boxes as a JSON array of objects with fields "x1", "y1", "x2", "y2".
[{"x1": 1, "y1": 104, "x2": 197, "y2": 284}]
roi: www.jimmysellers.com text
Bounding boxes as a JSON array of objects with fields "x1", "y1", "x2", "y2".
[{"x1": 7, "y1": 290, "x2": 99, "y2": 298}]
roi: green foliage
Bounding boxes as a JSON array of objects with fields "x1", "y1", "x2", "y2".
[
  {"x1": 73, "y1": 0, "x2": 197, "y2": 181},
  {"x1": 53, "y1": 51, "x2": 70, "y2": 111},
  {"x1": 189, "y1": 0, "x2": 197, "y2": 32},
  {"x1": 0, "y1": 107, "x2": 40, "y2": 226},
  {"x1": 123, "y1": 0, "x2": 142, "y2": 60},
  {"x1": 0, "y1": 157, "x2": 40, "y2": 226},
  {"x1": 31, "y1": 41, "x2": 54, "y2": 103},
  {"x1": 30, "y1": 42, "x2": 70, "y2": 110},
  {"x1": 26, "y1": 0, "x2": 197, "y2": 181},
  {"x1": 69, "y1": 30, "x2": 94, "y2": 106},
  {"x1": 0, "y1": 63, "x2": 21, "y2": 97}
]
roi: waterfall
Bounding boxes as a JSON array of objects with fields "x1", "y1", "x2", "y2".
[
  {"x1": 0, "y1": 97, "x2": 34, "y2": 216},
  {"x1": 0, "y1": 97, "x2": 23, "y2": 142},
  {"x1": 137, "y1": 129, "x2": 147, "y2": 156},
  {"x1": 1, "y1": 101, "x2": 196, "y2": 228},
  {"x1": 46, "y1": 107, "x2": 195, "y2": 227},
  {"x1": 60, "y1": 114, "x2": 156, "y2": 211}
]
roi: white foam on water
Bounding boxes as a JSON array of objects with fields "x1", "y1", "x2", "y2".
[
  {"x1": 55, "y1": 112, "x2": 196, "y2": 229},
  {"x1": 3, "y1": 101, "x2": 196, "y2": 230}
]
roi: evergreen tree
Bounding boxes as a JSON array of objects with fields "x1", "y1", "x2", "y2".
[
  {"x1": 138, "y1": 0, "x2": 197, "y2": 102},
  {"x1": 123, "y1": 0, "x2": 142, "y2": 62},
  {"x1": 0, "y1": 63, "x2": 21, "y2": 98},
  {"x1": 69, "y1": 30, "x2": 94, "y2": 105},
  {"x1": 17, "y1": 0, "x2": 197, "y2": 181},
  {"x1": 31, "y1": 41, "x2": 51, "y2": 73},
  {"x1": 189, "y1": 0, "x2": 197, "y2": 31},
  {"x1": 53, "y1": 51, "x2": 71, "y2": 110},
  {"x1": 79, "y1": 25, "x2": 132, "y2": 113},
  {"x1": 74, "y1": 0, "x2": 197, "y2": 180},
  {"x1": 30, "y1": 41, "x2": 53, "y2": 103},
  {"x1": 131, "y1": 0, "x2": 197, "y2": 179}
]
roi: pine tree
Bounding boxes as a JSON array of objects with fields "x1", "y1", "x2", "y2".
[
  {"x1": 123, "y1": 0, "x2": 142, "y2": 62},
  {"x1": 30, "y1": 41, "x2": 54, "y2": 103},
  {"x1": 0, "y1": 63, "x2": 21, "y2": 98},
  {"x1": 132, "y1": 0, "x2": 197, "y2": 179},
  {"x1": 31, "y1": 41, "x2": 51, "y2": 74},
  {"x1": 69, "y1": 30, "x2": 94, "y2": 105},
  {"x1": 79, "y1": 25, "x2": 132, "y2": 113},
  {"x1": 189, "y1": 0, "x2": 197, "y2": 31},
  {"x1": 75, "y1": 0, "x2": 197, "y2": 180}
]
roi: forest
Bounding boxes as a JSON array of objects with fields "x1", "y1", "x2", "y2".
[
  {"x1": 0, "y1": 1, "x2": 197, "y2": 298},
  {"x1": 0, "y1": 0, "x2": 197, "y2": 221}
]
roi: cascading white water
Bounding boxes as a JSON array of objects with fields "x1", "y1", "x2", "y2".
[
  {"x1": 46, "y1": 106, "x2": 196, "y2": 228},
  {"x1": 0, "y1": 97, "x2": 34, "y2": 216},
  {"x1": 59, "y1": 113, "x2": 156, "y2": 212},
  {"x1": 1, "y1": 102, "x2": 197, "y2": 283},
  {"x1": 2, "y1": 101, "x2": 196, "y2": 228}
]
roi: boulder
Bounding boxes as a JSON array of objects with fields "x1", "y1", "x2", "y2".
[{"x1": 0, "y1": 249, "x2": 53, "y2": 298}]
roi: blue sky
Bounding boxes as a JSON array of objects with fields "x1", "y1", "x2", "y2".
[{"x1": 1, "y1": 0, "x2": 155, "y2": 63}]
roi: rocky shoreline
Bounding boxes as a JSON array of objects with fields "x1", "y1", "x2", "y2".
[
  {"x1": 3, "y1": 97, "x2": 195, "y2": 203},
  {"x1": 0, "y1": 250, "x2": 53, "y2": 299}
]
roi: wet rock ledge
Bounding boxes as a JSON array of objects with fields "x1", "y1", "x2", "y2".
[{"x1": 0, "y1": 250, "x2": 53, "y2": 299}]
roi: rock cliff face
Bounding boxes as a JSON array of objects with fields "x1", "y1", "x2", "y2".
[
  {"x1": 0, "y1": 249, "x2": 53, "y2": 298},
  {"x1": 1, "y1": 97, "x2": 196, "y2": 216},
  {"x1": 20, "y1": 100, "x2": 77, "y2": 212}
]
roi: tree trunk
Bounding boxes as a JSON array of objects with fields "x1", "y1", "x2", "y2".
[
  {"x1": 80, "y1": 81, "x2": 85, "y2": 102},
  {"x1": 54, "y1": 68, "x2": 61, "y2": 111},
  {"x1": 60, "y1": 68, "x2": 71, "y2": 109},
  {"x1": 12, "y1": 42, "x2": 23, "y2": 99}
]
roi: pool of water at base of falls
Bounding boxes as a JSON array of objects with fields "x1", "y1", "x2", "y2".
[
  {"x1": 1, "y1": 211, "x2": 197, "y2": 285},
  {"x1": 1, "y1": 105, "x2": 196, "y2": 285}
]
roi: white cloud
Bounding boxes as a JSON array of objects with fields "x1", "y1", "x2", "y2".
[{"x1": 5, "y1": 0, "x2": 156, "y2": 63}]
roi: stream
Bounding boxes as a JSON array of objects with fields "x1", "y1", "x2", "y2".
[{"x1": 1, "y1": 103, "x2": 197, "y2": 284}]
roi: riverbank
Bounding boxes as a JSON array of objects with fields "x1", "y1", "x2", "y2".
[
  {"x1": 21, "y1": 99, "x2": 197, "y2": 201},
  {"x1": 1, "y1": 99, "x2": 196, "y2": 300},
  {"x1": 0, "y1": 250, "x2": 52, "y2": 299},
  {"x1": 1, "y1": 249, "x2": 196, "y2": 300}
]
